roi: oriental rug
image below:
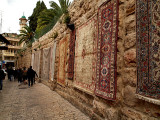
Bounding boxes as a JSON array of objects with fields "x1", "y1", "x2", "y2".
[
  {"x1": 31, "y1": 53, "x2": 34, "y2": 67},
  {"x1": 74, "y1": 15, "x2": 97, "y2": 94},
  {"x1": 33, "y1": 50, "x2": 41, "y2": 77},
  {"x1": 95, "y1": 0, "x2": 119, "y2": 100},
  {"x1": 57, "y1": 37, "x2": 68, "y2": 86},
  {"x1": 49, "y1": 42, "x2": 57, "y2": 81},
  {"x1": 68, "y1": 30, "x2": 76, "y2": 80},
  {"x1": 136, "y1": 0, "x2": 160, "y2": 105},
  {"x1": 42, "y1": 47, "x2": 51, "y2": 80}
]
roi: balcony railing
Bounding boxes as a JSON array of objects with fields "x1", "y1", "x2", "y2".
[{"x1": 3, "y1": 52, "x2": 15, "y2": 56}]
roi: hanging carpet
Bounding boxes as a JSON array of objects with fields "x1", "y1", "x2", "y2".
[
  {"x1": 74, "y1": 15, "x2": 97, "y2": 94},
  {"x1": 136, "y1": 0, "x2": 160, "y2": 105},
  {"x1": 94, "y1": 0, "x2": 119, "y2": 100}
]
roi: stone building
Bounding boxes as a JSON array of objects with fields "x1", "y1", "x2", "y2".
[
  {"x1": 17, "y1": 0, "x2": 160, "y2": 119},
  {"x1": 0, "y1": 15, "x2": 28, "y2": 68},
  {"x1": 0, "y1": 33, "x2": 22, "y2": 68}
]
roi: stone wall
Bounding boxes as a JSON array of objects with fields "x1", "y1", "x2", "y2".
[
  {"x1": 17, "y1": 48, "x2": 32, "y2": 69},
  {"x1": 18, "y1": 0, "x2": 160, "y2": 119}
]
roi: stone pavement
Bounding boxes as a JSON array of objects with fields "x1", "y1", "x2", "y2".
[{"x1": 0, "y1": 79, "x2": 90, "y2": 120}]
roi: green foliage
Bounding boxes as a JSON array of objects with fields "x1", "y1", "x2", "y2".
[
  {"x1": 53, "y1": 32, "x2": 58, "y2": 39},
  {"x1": 35, "y1": 0, "x2": 71, "y2": 39},
  {"x1": 28, "y1": 1, "x2": 47, "y2": 32},
  {"x1": 18, "y1": 25, "x2": 34, "y2": 46},
  {"x1": 36, "y1": 9, "x2": 55, "y2": 32},
  {"x1": 35, "y1": 19, "x2": 57, "y2": 39},
  {"x1": 63, "y1": 14, "x2": 71, "y2": 24}
]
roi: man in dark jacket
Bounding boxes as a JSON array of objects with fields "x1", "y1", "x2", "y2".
[
  {"x1": 0, "y1": 67, "x2": 5, "y2": 92},
  {"x1": 27, "y1": 66, "x2": 36, "y2": 87}
]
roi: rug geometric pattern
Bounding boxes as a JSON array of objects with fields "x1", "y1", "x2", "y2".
[{"x1": 95, "y1": 0, "x2": 119, "y2": 100}]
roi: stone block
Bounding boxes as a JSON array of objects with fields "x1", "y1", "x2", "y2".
[
  {"x1": 125, "y1": 14, "x2": 136, "y2": 33},
  {"x1": 105, "y1": 108, "x2": 119, "y2": 120},
  {"x1": 123, "y1": 85, "x2": 138, "y2": 107},
  {"x1": 124, "y1": 48, "x2": 136, "y2": 67},
  {"x1": 122, "y1": 68, "x2": 136, "y2": 87},
  {"x1": 117, "y1": 77, "x2": 123, "y2": 93},
  {"x1": 126, "y1": 0, "x2": 135, "y2": 16},
  {"x1": 124, "y1": 32, "x2": 136, "y2": 49},
  {"x1": 121, "y1": 107, "x2": 147, "y2": 120},
  {"x1": 93, "y1": 100, "x2": 107, "y2": 118}
]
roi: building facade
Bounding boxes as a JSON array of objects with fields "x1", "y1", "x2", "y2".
[
  {"x1": 0, "y1": 15, "x2": 27, "y2": 68},
  {"x1": 0, "y1": 33, "x2": 21, "y2": 68}
]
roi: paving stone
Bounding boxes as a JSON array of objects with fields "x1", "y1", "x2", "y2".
[{"x1": 0, "y1": 80, "x2": 90, "y2": 120}]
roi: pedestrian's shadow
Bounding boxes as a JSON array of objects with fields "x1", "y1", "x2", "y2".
[{"x1": 18, "y1": 82, "x2": 28, "y2": 89}]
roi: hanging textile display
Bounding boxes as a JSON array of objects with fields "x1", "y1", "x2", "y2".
[
  {"x1": 50, "y1": 41, "x2": 57, "y2": 81},
  {"x1": 136, "y1": 0, "x2": 160, "y2": 105},
  {"x1": 33, "y1": 50, "x2": 41, "y2": 77},
  {"x1": 68, "y1": 30, "x2": 76, "y2": 80},
  {"x1": 42, "y1": 47, "x2": 51, "y2": 80},
  {"x1": 95, "y1": 0, "x2": 119, "y2": 100},
  {"x1": 31, "y1": 53, "x2": 35, "y2": 68},
  {"x1": 57, "y1": 37, "x2": 67, "y2": 85},
  {"x1": 74, "y1": 15, "x2": 97, "y2": 94}
]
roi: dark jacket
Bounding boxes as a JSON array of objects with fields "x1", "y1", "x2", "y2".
[
  {"x1": 0, "y1": 69, "x2": 5, "y2": 80},
  {"x1": 27, "y1": 68, "x2": 36, "y2": 78}
]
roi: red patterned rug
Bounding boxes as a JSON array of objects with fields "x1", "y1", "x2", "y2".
[
  {"x1": 57, "y1": 37, "x2": 68, "y2": 86},
  {"x1": 95, "y1": 0, "x2": 119, "y2": 100},
  {"x1": 136, "y1": 0, "x2": 160, "y2": 105},
  {"x1": 68, "y1": 30, "x2": 76, "y2": 80}
]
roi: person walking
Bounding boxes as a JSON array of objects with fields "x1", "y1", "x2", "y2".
[
  {"x1": 33, "y1": 69, "x2": 38, "y2": 84},
  {"x1": 27, "y1": 66, "x2": 35, "y2": 87},
  {"x1": 22, "y1": 67, "x2": 27, "y2": 82},
  {"x1": 7, "y1": 67, "x2": 11, "y2": 81},
  {"x1": 0, "y1": 67, "x2": 6, "y2": 92},
  {"x1": 17, "y1": 68, "x2": 23, "y2": 83}
]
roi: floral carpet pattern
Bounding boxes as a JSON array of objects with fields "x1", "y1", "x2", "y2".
[{"x1": 136, "y1": 0, "x2": 160, "y2": 104}]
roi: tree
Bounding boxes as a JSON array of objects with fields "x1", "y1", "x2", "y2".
[
  {"x1": 28, "y1": 1, "x2": 47, "y2": 32},
  {"x1": 50, "y1": 0, "x2": 71, "y2": 18},
  {"x1": 18, "y1": 25, "x2": 34, "y2": 45},
  {"x1": 36, "y1": 9, "x2": 55, "y2": 32},
  {"x1": 35, "y1": 0, "x2": 71, "y2": 39}
]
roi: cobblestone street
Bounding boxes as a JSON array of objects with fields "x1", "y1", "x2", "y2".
[{"x1": 0, "y1": 79, "x2": 90, "y2": 120}]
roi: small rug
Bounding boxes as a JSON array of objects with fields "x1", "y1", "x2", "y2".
[
  {"x1": 31, "y1": 53, "x2": 35, "y2": 67},
  {"x1": 68, "y1": 30, "x2": 76, "y2": 80},
  {"x1": 57, "y1": 37, "x2": 68, "y2": 86},
  {"x1": 136, "y1": 0, "x2": 160, "y2": 105},
  {"x1": 33, "y1": 50, "x2": 41, "y2": 77},
  {"x1": 74, "y1": 15, "x2": 97, "y2": 94},
  {"x1": 50, "y1": 41, "x2": 57, "y2": 81},
  {"x1": 95, "y1": 0, "x2": 119, "y2": 100},
  {"x1": 42, "y1": 47, "x2": 51, "y2": 80}
]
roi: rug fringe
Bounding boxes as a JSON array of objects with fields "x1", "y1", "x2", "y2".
[{"x1": 135, "y1": 94, "x2": 160, "y2": 105}]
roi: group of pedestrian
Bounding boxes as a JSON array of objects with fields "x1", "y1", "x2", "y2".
[
  {"x1": 17, "y1": 66, "x2": 38, "y2": 87},
  {"x1": 0, "y1": 66, "x2": 38, "y2": 92}
]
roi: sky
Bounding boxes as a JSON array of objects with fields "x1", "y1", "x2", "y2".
[{"x1": 0, "y1": 0, "x2": 72, "y2": 34}]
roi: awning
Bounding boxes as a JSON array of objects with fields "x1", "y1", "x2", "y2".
[
  {"x1": 0, "y1": 34, "x2": 10, "y2": 44},
  {"x1": 0, "y1": 46, "x2": 8, "y2": 50}
]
